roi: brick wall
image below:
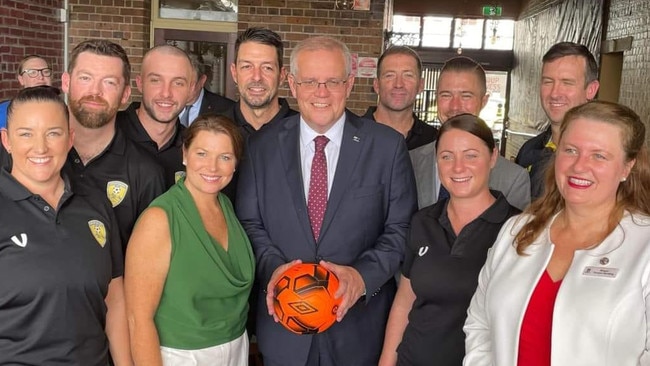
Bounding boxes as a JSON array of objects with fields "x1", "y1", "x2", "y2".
[
  {"x1": 238, "y1": 0, "x2": 388, "y2": 115},
  {"x1": 0, "y1": 0, "x2": 64, "y2": 100},
  {"x1": 606, "y1": 0, "x2": 650, "y2": 144},
  {"x1": 64, "y1": 0, "x2": 387, "y2": 114},
  {"x1": 504, "y1": 0, "x2": 602, "y2": 159},
  {"x1": 68, "y1": 0, "x2": 151, "y2": 97}
]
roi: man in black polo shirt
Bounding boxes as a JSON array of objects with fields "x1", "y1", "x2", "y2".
[
  {"x1": 226, "y1": 27, "x2": 298, "y2": 140},
  {"x1": 61, "y1": 39, "x2": 166, "y2": 249},
  {"x1": 515, "y1": 42, "x2": 600, "y2": 199},
  {"x1": 363, "y1": 45, "x2": 437, "y2": 150},
  {"x1": 221, "y1": 27, "x2": 298, "y2": 201},
  {"x1": 117, "y1": 45, "x2": 194, "y2": 188}
]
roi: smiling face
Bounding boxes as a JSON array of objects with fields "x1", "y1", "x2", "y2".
[
  {"x1": 436, "y1": 71, "x2": 488, "y2": 123},
  {"x1": 373, "y1": 53, "x2": 423, "y2": 112},
  {"x1": 555, "y1": 117, "x2": 634, "y2": 212},
  {"x1": 288, "y1": 48, "x2": 354, "y2": 133},
  {"x1": 436, "y1": 128, "x2": 497, "y2": 200},
  {"x1": 231, "y1": 42, "x2": 286, "y2": 110},
  {"x1": 62, "y1": 52, "x2": 131, "y2": 129},
  {"x1": 540, "y1": 55, "x2": 599, "y2": 126},
  {"x1": 137, "y1": 50, "x2": 193, "y2": 124},
  {"x1": 183, "y1": 130, "x2": 236, "y2": 195},
  {"x1": 1, "y1": 100, "x2": 73, "y2": 191}
]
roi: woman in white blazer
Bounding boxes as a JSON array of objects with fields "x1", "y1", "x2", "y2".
[{"x1": 463, "y1": 101, "x2": 650, "y2": 366}]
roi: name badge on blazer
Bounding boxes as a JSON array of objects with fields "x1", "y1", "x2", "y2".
[{"x1": 582, "y1": 266, "x2": 619, "y2": 279}]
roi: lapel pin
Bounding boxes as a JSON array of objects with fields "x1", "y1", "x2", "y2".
[
  {"x1": 353, "y1": 136, "x2": 360, "y2": 142},
  {"x1": 600, "y1": 257, "x2": 609, "y2": 265}
]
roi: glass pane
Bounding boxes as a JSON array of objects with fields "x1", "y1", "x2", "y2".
[
  {"x1": 159, "y1": 0, "x2": 237, "y2": 22},
  {"x1": 484, "y1": 19, "x2": 515, "y2": 50},
  {"x1": 390, "y1": 15, "x2": 421, "y2": 46},
  {"x1": 479, "y1": 71, "x2": 508, "y2": 128},
  {"x1": 393, "y1": 15, "x2": 421, "y2": 33},
  {"x1": 452, "y1": 18, "x2": 484, "y2": 49},
  {"x1": 166, "y1": 39, "x2": 228, "y2": 95},
  {"x1": 422, "y1": 16, "x2": 452, "y2": 48}
]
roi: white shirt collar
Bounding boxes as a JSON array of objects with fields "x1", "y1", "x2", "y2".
[{"x1": 299, "y1": 113, "x2": 346, "y2": 150}]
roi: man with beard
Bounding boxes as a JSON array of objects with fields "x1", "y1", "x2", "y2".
[
  {"x1": 227, "y1": 27, "x2": 297, "y2": 138},
  {"x1": 117, "y1": 45, "x2": 194, "y2": 188},
  {"x1": 220, "y1": 27, "x2": 298, "y2": 201},
  {"x1": 363, "y1": 46, "x2": 437, "y2": 150},
  {"x1": 177, "y1": 55, "x2": 234, "y2": 126},
  {"x1": 62, "y1": 39, "x2": 166, "y2": 250}
]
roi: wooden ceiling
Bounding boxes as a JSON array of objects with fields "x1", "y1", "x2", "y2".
[{"x1": 393, "y1": 0, "x2": 523, "y2": 19}]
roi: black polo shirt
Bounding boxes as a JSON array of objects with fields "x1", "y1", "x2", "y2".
[
  {"x1": 116, "y1": 102, "x2": 185, "y2": 189},
  {"x1": 515, "y1": 126, "x2": 554, "y2": 200},
  {"x1": 397, "y1": 191, "x2": 519, "y2": 366},
  {"x1": 63, "y1": 126, "x2": 166, "y2": 250},
  {"x1": 0, "y1": 169, "x2": 122, "y2": 366},
  {"x1": 218, "y1": 97, "x2": 298, "y2": 202},
  {"x1": 363, "y1": 106, "x2": 438, "y2": 150},
  {"x1": 220, "y1": 97, "x2": 298, "y2": 141}
]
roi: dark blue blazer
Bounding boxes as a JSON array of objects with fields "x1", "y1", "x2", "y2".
[
  {"x1": 198, "y1": 88, "x2": 234, "y2": 116},
  {"x1": 236, "y1": 110, "x2": 417, "y2": 366}
]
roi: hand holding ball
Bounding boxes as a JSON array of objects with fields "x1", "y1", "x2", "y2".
[{"x1": 272, "y1": 263, "x2": 342, "y2": 334}]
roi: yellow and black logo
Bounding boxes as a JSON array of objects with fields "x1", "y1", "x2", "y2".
[
  {"x1": 106, "y1": 181, "x2": 128, "y2": 207},
  {"x1": 175, "y1": 171, "x2": 186, "y2": 184},
  {"x1": 88, "y1": 220, "x2": 107, "y2": 247}
]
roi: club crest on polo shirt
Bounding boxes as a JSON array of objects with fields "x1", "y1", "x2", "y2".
[
  {"x1": 175, "y1": 171, "x2": 186, "y2": 183},
  {"x1": 106, "y1": 181, "x2": 128, "y2": 208},
  {"x1": 88, "y1": 220, "x2": 107, "y2": 247}
]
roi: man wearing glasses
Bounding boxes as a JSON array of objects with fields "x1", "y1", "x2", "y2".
[
  {"x1": 17, "y1": 55, "x2": 53, "y2": 88},
  {"x1": 236, "y1": 36, "x2": 417, "y2": 366},
  {"x1": 1, "y1": 55, "x2": 53, "y2": 128}
]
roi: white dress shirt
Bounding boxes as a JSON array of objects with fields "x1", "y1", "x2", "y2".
[
  {"x1": 180, "y1": 88, "x2": 204, "y2": 126},
  {"x1": 299, "y1": 114, "x2": 345, "y2": 201}
]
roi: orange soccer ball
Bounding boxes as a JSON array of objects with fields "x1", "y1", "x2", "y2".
[{"x1": 273, "y1": 263, "x2": 342, "y2": 334}]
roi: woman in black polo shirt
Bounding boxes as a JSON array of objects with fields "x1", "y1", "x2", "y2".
[
  {"x1": 379, "y1": 114, "x2": 521, "y2": 366},
  {"x1": 0, "y1": 86, "x2": 130, "y2": 365}
]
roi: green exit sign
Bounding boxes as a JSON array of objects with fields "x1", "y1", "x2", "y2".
[{"x1": 483, "y1": 5, "x2": 503, "y2": 16}]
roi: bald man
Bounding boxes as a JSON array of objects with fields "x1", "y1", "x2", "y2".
[{"x1": 117, "y1": 45, "x2": 195, "y2": 188}]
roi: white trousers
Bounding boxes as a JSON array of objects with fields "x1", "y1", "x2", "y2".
[{"x1": 160, "y1": 331, "x2": 248, "y2": 366}]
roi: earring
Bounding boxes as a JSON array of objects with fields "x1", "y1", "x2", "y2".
[
  {"x1": 182, "y1": 161, "x2": 187, "y2": 166},
  {"x1": 621, "y1": 177, "x2": 627, "y2": 182}
]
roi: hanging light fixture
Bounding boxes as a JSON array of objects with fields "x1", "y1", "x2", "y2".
[
  {"x1": 490, "y1": 19, "x2": 500, "y2": 45},
  {"x1": 335, "y1": 0, "x2": 354, "y2": 10}
]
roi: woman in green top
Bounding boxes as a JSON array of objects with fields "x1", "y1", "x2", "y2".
[{"x1": 125, "y1": 114, "x2": 255, "y2": 366}]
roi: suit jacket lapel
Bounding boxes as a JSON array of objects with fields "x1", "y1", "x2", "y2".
[
  {"x1": 319, "y1": 111, "x2": 363, "y2": 240},
  {"x1": 278, "y1": 116, "x2": 316, "y2": 245},
  {"x1": 409, "y1": 142, "x2": 436, "y2": 209}
]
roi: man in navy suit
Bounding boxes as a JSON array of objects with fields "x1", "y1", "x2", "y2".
[
  {"x1": 236, "y1": 36, "x2": 417, "y2": 366},
  {"x1": 178, "y1": 55, "x2": 234, "y2": 126}
]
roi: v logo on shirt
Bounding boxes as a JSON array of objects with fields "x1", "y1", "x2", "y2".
[{"x1": 11, "y1": 233, "x2": 27, "y2": 248}]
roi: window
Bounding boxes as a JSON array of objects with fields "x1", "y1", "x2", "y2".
[
  {"x1": 452, "y1": 18, "x2": 484, "y2": 49},
  {"x1": 422, "y1": 16, "x2": 453, "y2": 48},
  {"x1": 390, "y1": 15, "x2": 515, "y2": 51},
  {"x1": 484, "y1": 19, "x2": 515, "y2": 50},
  {"x1": 390, "y1": 15, "x2": 421, "y2": 46}
]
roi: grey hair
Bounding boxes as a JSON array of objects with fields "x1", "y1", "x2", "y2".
[{"x1": 290, "y1": 36, "x2": 352, "y2": 77}]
